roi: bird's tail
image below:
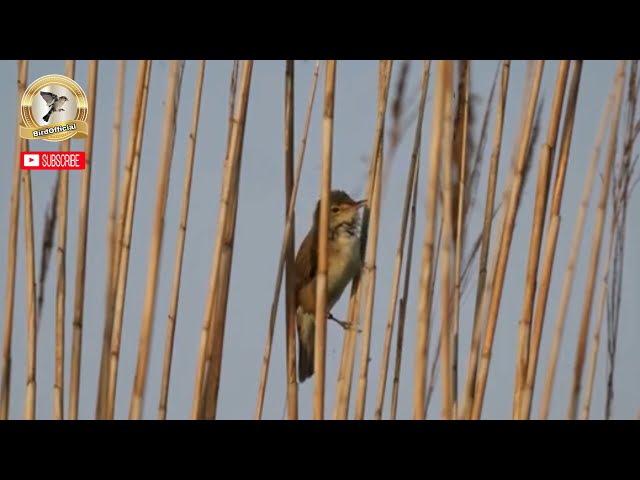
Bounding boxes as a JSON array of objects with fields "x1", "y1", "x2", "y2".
[
  {"x1": 43, "y1": 107, "x2": 53, "y2": 123},
  {"x1": 297, "y1": 310, "x2": 315, "y2": 383}
]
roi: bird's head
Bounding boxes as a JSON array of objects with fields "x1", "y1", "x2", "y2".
[
  {"x1": 59, "y1": 96, "x2": 69, "y2": 102},
  {"x1": 313, "y1": 190, "x2": 366, "y2": 231}
]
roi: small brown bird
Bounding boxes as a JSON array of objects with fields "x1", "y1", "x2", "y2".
[{"x1": 294, "y1": 190, "x2": 366, "y2": 382}]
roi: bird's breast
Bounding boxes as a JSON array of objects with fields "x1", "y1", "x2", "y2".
[{"x1": 327, "y1": 234, "x2": 361, "y2": 308}]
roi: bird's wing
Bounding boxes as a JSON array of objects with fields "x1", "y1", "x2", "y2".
[
  {"x1": 40, "y1": 91, "x2": 57, "y2": 105},
  {"x1": 294, "y1": 228, "x2": 317, "y2": 296}
]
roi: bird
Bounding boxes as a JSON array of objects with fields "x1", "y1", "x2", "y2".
[
  {"x1": 294, "y1": 190, "x2": 366, "y2": 383},
  {"x1": 40, "y1": 91, "x2": 69, "y2": 123}
]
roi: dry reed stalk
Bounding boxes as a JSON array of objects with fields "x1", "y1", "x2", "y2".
[
  {"x1": 191, "y1": 62, "x2": 240, "y2": 418},
  {"x1": 353, "y1": 60, "x2": 394, "y2": 420},
  {"x1": 129, "y1": 60, "x2": 185, "y2": 420},
  {"x1": 254, "y1": 60, "x2": 320, "y2": 420},
  {"x1": 566, "y1": 60, "x2": 625, "y2": 420},
  {"x1": 511, "y1": 60, "x2": 570, "y2": 418},
  {"x1": 460, "y1": 61, "x2": 510, "y2": 420},
  {"x1": 282, "y1": 60, "x2": 298, "y2": 421},
  {"x1": 157, "y1": 60, "x2": 205, "y2": 420},
  {"x1": 199, "y1": 64, "x2": 240, "y2": 400},
  {"x1": 604, "y1": 61, "x2": 637, "y2": 420},
  {"x1": 96, "y1": 59, "x2": 126, "y2": 419},
  {"x1": 197, "y1": 61, "x2": 253, "y2": 420},
  {"x1": 52, "y1": 60, "x2": 75, "y2": 420},
  {"x1": 22, "y1": 167, "x2": 37, "y2": 420},
  {"x1": 374, "y1": 60, "x2": 431, "y2": 420},
  {"x1": 580, "y1": 213, "x2": 616, "y2": 419},
  {"x1": 437, "y1": 61, "x2": 455, "y2": 419},
  {"x1": 538, "y1": 83, "x2": 613, "y2": 420},
  {"x1": 413, "y1": 60, "x2": 447, "y2": 420},
  {"x1": 517, "y1": 61, "x2": 581, "y2": 420},
  {"x1": 68, "y1": 60, "x2": 98, "y2": 420},
  {"x1": 313, "y1": 60, "x2": 337, "y2": 419},
  {"x1": 471, "y1": 60, "x2": 544, "y2": 420},
  {"x1": 106, "y1": 60, "x2": 153, "y2": 419},
  {"x1": 332, "y1": 61, "x2": 392, "y2": 419},
  {"x1": 1, "y1": 60, "x2": 28, "y2": 420},
  {"x1": 451, "y1": 60, "x2": 470, "y2": 418}
]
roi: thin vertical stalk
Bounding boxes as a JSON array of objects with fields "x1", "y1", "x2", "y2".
[
  {"x1": 130, "y1": 60, "x2": 185, "y2": 420},
  {"x1": 196, "y1": 61, "x2": 253, "y2": 420},
  {"x1": 106, "y1": 60, "x2": 153, "y2": 419},
  {"x1": 313, "y1": 60, "x2": 336, "y2": 420},
  {"x1": 22, "y1": 166, "x2": 37, "y2": 420},
  {"x1": 68, "y1": 60, "x2": 98, "y2": 420},
  {"x1": 191, "y1": 62, "x2": 239, "y2": 417},
  {"x1": 158, "y1": 60, "x2": 205, "y2": 420},
  {"x1": 54, "y1": 60, "x2": 76, "y2": 420},
  {"x1": 1, "y1": 60, "x2": 28, "y2": 420},
  {"x1": 567, "y1": 60, "x2": 626, "y2": 420},
  {"x1": 512, "y1": 60, "x2": 570, "y2": 418},
  {"x1": 96, "y1": 59, "x2": 126, "y2": 419},
  {"x1": 460, "y1": 60, "x2": 510, "y2": 420},
  {"x1": 581, "y1": 211, "x2": 616, "y2": 419},
  {"x1": 374, "y1": 60, "x2": 430, "y2": 420},
  {"x1": 282, "y1": 60, "x2": 297, "y2": 421},
  {"x1": 413, "y1": 59, "x2": 446, "y2": 420},
  {"x1": 451, "y1": 61, "x2": 471, "y2": 418},
  {"x1": 438, "y1": 61, "x2": 455, "y2": 420},
  {"x1": 518, "y1": 61, "x2": 582, "y2": 420},
  {"x1": 353, "y1": 59, "x2": 391, "y2": 420},
  {"x1": 333, "y1": 61, "x2": 392, "y2": 420},
  {"x1": 254, "y1": 60, "x2": 321, "y2": 420},
  {"x1": 471, "y1": 60, "x2": 544, "y2": 420}
]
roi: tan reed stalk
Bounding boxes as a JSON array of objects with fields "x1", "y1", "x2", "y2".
[
  {"x1": 157, "y1": 60, "x2": 206, "y2": 420},
  {"x1": 517, "y1": 61, "x2": 584, "y2": 419},
  {"x1": 580, "y1": 213, "x2": 616, "y2": 420},
  {"x1": 353, "y1": 60, "x2": 394, "y2": 420},
  {"x1": 254, "y1": 60, "x2": 320, "y2": 420},
  {"x1": 1, "y1": 60, "x2": 28, "y2": 420},
  {"x1": 194, "y1": 61, "x2": 253, "y2": 420},
  {"x1": 460, "y1": 61, "x2": 510, "y2": 420},
  {"x1": 389, "y1": 160, "x2": 420, "y2": 420},
  {"x1": 68, "y1": 60, "x2": 98, "y2": 420},
  {"x1": 191, "y1": 62, "x2": 239, "y2": 419},
  {"x1": 106, "y1": 60, "x2": 153, "y2": 419},
  {"x1": 413, "y1": 60, "x2": 447, "y2": 420},
  {"x1": 451, "y1": 60, "x2": 470, "y2": 418},
  {"x1": 282, "y1": 60, "x2": 298, "y2": 421},
  {"x1": 129, "y1": 60, "x2": 185, "y2": 420},
  {"x1": 197, "y1": 63, "x2": 239, "y2": 404},
  {"x1": 471, "y1": 60, "x2": 544, "y2": 420},
  {"x1": 566, "y1": 60, "x2": 625, "y2": 420},
  {"x1": 437, "y1": 61, "x2": 455, "y2": 419},
  {"x1": 374, "y1": 60, "x2": 431, "y2": 420},
  {"x1": 538, "y1": 87, "x2": 613, "y2": 420},
  {"x1": 96, "y1": 59, "x2": 126, "y2": 419},
  {"x1": 53, "y1": 60, "x2": 75, "y2": 420},
  {"x1": 332, "y1": 60, "x2": 392, "y2": 420},
  {"x1": 22, "y1": 166, "x2": 37, "y2": 420},
  {"x1": 313, "y1": 60, "x2": 337, "y2": 420},
  {"x1": 511, "y1": 60, "x2": 570, "y2": 419}
]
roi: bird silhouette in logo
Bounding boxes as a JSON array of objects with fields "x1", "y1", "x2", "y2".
[{"x1": 40, "y1": 91, "x2": 69, "y2": 123}]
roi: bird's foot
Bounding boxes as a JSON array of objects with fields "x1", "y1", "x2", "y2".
[{"x1": 328, "y1": 312, "x2": 362, "y2": 333}]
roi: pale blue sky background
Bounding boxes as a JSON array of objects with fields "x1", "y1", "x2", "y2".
[{"x1": 0, "y1": 60, "x2": 638, "y2": 420}]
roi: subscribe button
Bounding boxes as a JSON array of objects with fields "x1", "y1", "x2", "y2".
[{"x1": 20, "y1": 152, "x2": 86, "y2": 170}]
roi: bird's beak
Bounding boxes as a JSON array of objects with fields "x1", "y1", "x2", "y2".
[{"x1": 351, "y1": 199, "x2": 367, "y2": 210}]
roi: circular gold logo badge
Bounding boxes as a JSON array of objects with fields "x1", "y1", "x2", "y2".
[{"x1": 20, "y1": 74, "x2": 89, "y2": 142}]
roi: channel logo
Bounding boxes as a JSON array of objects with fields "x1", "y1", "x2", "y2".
[{"x1": 20, "y1": 152, "x2": 86, "y2": 170}]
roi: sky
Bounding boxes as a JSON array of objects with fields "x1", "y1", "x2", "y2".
[{"x1": 0, "y1": 59, "x2": 638, "y2": 420}]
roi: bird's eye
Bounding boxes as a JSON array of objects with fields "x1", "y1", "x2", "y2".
[{"x1": 331, "y1": 206, "x2": 340, "y2": 213}]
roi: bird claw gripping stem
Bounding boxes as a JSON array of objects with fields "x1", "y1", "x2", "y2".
[{"x1": 328, "y1": 312, "x2": 362, "y2": 333}]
